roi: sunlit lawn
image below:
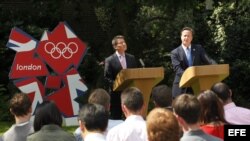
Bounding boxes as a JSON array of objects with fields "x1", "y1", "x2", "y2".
[
  {"x1": 0, "y1": 121, "x2": 12, "y2": 136},
  {"x1": 63, "y1": 125, "x2": 78, "y2": 134}
]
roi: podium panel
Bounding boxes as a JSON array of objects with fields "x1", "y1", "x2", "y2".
[
  {"x1": 180, "y1": 64, "x2": 229, "y2": 95},
  {"x1": 113, "y1": 67, "x2": 164, "y2": 117}
]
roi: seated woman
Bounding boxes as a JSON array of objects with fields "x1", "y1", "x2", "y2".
[
  {"x1": 198, "y1": 90, "x2": 228, "y2": 140},
  {"x1": 26, "y1": 100, "x2": 75, "y2": 141}
]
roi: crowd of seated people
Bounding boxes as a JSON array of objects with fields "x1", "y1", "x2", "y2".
[
  {"x1": 1, "y1": 82, "x2": 250, "y2": 141},
  {"x1": 74, "y1": 88, "x2": 123, "y2": 141}
]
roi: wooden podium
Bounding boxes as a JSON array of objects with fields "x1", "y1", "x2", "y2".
[
  {"x1": 179, "y1": 64, "x2": 229, "y2": 96},
  {"x1": 113, "y1": 67, "x2": 164, "y2": 117}
]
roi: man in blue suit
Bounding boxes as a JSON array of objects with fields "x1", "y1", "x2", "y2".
[
  {"x1": 104, "y1": 35, "x2": 137, "y2": 119},
  {"x1": 171, "y1": 27, "x2": 215, "y2": 98}
]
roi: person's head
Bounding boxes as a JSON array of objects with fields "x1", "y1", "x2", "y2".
[
  {"x1": 151, "y1": 85, "x2": 172, "y2": 108},
  {"x1": 112, "y1": 35, "x2": 127, "y2": 54},
  {"x1": 78, "y1": 103, "x2": 109, "y2": 134},
  {"x1": 211, "y1": 82, "x2": 232, "y2": 103},
  {"x1": 180, "y1": 27, "x2": 193, "y2": 47},
  {"x1": 172, "y1": 94, "x2": 201, "y2": 124},
  {"x1": 9, "y1": 93, "x2": 32, "y2": 117},
  {"x1": 121, "y1": 87, "x2": 144, "y2": 116},
  {"x1": 33, "y1": 100, "x2": 62, "y2": 131},
  {"x1": 147, "y1": 108, "x2": 180, "y2": 141},
  {"x1": 88, "y1": 88, "x2": 110, "y2": 111},
  {"x1": 198, "y1": 90, "x2": 227, "y2": 125}
]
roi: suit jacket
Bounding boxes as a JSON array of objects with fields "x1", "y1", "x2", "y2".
[
  {"x1": 26, "y1": 124, "x2": 75, "y2": 141},
  {"x1": 171, "y1": 44, "x2": 214, "y2": 97},
  {"x1": 104, "y1": 52, "x2": 137, "y2": 91},
  {"x1": 181, "y1": 129, "x2": 222, "y2": 141},
  {"x1": 2, "y1": 121, "x2": 34, "y2": 141}
]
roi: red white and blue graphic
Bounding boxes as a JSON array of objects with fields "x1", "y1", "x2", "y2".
[
  {"x1": 7, "y1": 22, "x2": 88, "y2": 125},
  {"x1": 7, "y1": 27, "x2": 49, "y2": 79}
]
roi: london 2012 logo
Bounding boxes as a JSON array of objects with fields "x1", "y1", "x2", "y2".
[{"x1": 6, "y1": 22, "x2": 88, "y2": 125}]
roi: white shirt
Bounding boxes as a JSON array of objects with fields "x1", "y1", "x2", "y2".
[
  {"x1": 84, "y1": 133, "x2": 106, "y2": 141},
  {"x1": 182, "y1": 44, "x2": 191, "y2": 57},
  {"x1": 104, "y1": 119, "x2": 124, "y2": 135},
  {"x1": 74, "y1": 119, "x2": 124, "y2": 141},
  {"x1": 106, "y1": 115, "x2": 148, "y2": 141},
  {"x1": 224, "y1": 102, "x2": 250, "y2": 125},
  {"x1": 116, "y1": 51, "x2": 127, "y2": 69}
]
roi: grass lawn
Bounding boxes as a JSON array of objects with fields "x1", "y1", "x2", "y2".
[
  {"x1": 0, "y1": 121, "x2": 78, "y2": 136},
  {"x1": 63, "y1": 125, "x2": 78, "y2": 134},
  {"x1": 0, "y1": 121, "x2": 12, "y2": 136}
]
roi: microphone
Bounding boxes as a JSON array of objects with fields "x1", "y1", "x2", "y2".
[{"x1": 139, "y1": 58, "x2": 145, "y2": 68}]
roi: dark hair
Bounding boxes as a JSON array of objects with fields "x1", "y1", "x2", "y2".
[
  {"x1": 211, "y1": 82, "x2": 231, "y2": 102},
  {"x1": 78, "y1": 103, "x2": 109, "y2": 132},
  {"x1": 112, "y1": 35, "x2": 125, "y2": 47},
  {"x1": 151, "y1": 85, "x2": 172, "y2": 108},
  {"x1": 181, "y1": 27, "x2": 194, "y2": 35},
  {"x1": 121, "y1": 87, "x2": 144, "y2": 112},
  {"x1": 9, "y1": 93, "x2": 32, "y2": 116},
  {"x1": 173, "y1": 94, "x2": 201, "y2": 124},
  {"x1": 88, "y1": 88, "x2": 110, "y2": 110},
  {"x1": 198, "y1": 90, "x2": 227, "y2": 124},
  {"x1": 33, "y1": 101, "x2": 62, "y2": 131}
]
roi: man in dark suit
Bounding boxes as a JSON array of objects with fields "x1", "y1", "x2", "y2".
[
  {"x1": 171, "y1": 27, "x2": 215, "y2": 98},
  {"x1": 104, "y1": 35, "x2": 137, "y2": 119}
]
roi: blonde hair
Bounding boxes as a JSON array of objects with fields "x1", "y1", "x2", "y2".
[{"x1": 147, "y1": 108, "x2": 180, "y2": 141}]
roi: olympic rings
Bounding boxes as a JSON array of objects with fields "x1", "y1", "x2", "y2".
[{"x1": 44, "y1": 42, "x2": 78, "y2": 59}]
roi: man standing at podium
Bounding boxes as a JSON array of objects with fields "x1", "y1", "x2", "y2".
[
  {"x1": 104, "y1": 35, "x2": 137, "y2": 119},
  {"x1": 171, "y1": 27, "x2": 215, "y2": 98}
]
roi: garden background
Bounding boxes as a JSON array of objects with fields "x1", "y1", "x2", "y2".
[{"x1": 0, "y1": 0, "x2": 250, "y2": 134}]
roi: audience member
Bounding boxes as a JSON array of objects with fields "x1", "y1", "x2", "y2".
[
  {"x1": 146, "y1": 108, "x2": 180, "y2": 141},
  {"x1": 211, "y1": 82, "x2": 250, "y2": 124},
  {"x1": 198, "y1": 90, "x2": 227, "y2": 139},
  {"x1": 26, "y1": 101, "x2": 75, "y2": 141},
  {"x1": 2, "y1": 93, "x2": 33, "y2": 141},
  {"x1": 172, "y1": 94, "x2": 222, "y2": 141},
  {"x1": 151, "y1": 84, "x2": 172, "y2": 110},
  {"x1": 106, "y1": 87, "x2": 147, "y2": 141},
  {"x1": 78, "y1": 103, "x2": 109, "y2": 141},
  {"x1": 74, "y1": 88, "x2": 123, "y2": 141}
]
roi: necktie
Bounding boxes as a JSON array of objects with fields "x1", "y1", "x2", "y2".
[
  {"x1": 186, "y1": 47, "x2": 192, "y2": 66},
  {"x1": 120, "y1": 55, "x2": 126, "y2": 69}
]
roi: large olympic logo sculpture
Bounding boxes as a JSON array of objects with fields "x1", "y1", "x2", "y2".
[
  {"x1": 44, "y1": 42, "x2": 78, "y2": 59},
  {"x1": 7, "y1": 22, "x2": 88, "y2": 126}
]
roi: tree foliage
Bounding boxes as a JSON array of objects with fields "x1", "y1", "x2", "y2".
[
  {"x1": 208, "y1": 1, "x2": 250, "y2": 107},
  {"x1": 0, "y1": 0, "x2": 250, "y2": 122}
]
